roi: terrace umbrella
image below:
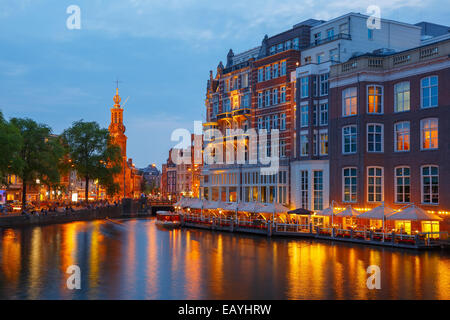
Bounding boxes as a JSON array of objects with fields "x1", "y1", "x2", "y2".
[
  {"x1": 335, "y1": 206, "x2": 360, "y2": 217},
  {"x1": 288, "y1": 208, "x2": 314, "y2": 215},
  {"x1": 357, "y1": 203, "x2": 396, "y2": 239},
  {"x1": 386, "y1": 205, "x2": 442, "y2": 221}
]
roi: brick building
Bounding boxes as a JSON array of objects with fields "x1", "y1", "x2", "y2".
[{"x1": 328, "y1": 37, "x2": 450, "y2": 216}]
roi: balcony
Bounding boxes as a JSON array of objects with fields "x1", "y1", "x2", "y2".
[
  {"x1": 232, "y1": 108, "x2": 251, "y2": 119},
  {"x1": 306, "y1": 33, "x2": 351, "y2": 49},
  {"x1": 217, "y1": 112, "x2": 232, "y2": 122}
]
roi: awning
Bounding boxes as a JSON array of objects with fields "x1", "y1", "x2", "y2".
[
  {"x1": 316, "y1": 207, "x2": 341, "y2": 217},
  {"x1": 386, "y1": 205, "x2": 443, "y2": 221},
  {"x1": 335, "y1": 206, "x2": 360, "y2": 217},
  {"x1": 357, "y1": 204, "x2": 395, "y2": 220},
  {"x1": 288, "y1": 208, "x2": 314, "y2": 215}
]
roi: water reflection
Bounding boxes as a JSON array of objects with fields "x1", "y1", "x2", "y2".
[{"x1": 0, "y1": 218, "x2": 448, "y2": 300}]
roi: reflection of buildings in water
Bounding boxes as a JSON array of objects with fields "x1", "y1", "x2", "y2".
[
  {"x1": 1, "y1": 229, "x2": 21, "y2": 284},
  {"x1": 146, "y1": 221, "x2": 159, "y2": 299},
  {"x1": 184, "y1": 230, "x2": 202, "y2": 299},
  {"x1": 28, "y1": 228, "x2": 43, "y2": 299}
]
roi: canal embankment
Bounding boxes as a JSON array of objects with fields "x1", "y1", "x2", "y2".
[
  {"x1": 181, "y1": 215, "x2": 450, "y2": 250},
  {"x1": 0, "y1": 199, "x2": 159, "y2": 228}
]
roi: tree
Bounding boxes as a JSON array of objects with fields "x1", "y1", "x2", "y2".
[
  {"x1": 0, "y1": 111, "x2": 23, "y2": 185},
  {"x1": 62, "y1": 120, "x2": 122, "y2": 203},
  {"x1": 9, "y1": 117, "x2": 64, "y2": 207}
]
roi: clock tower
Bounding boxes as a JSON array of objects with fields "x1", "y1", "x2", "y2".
[{"x1": 108, "y1": 87, "x2": 127, "y2": 158}]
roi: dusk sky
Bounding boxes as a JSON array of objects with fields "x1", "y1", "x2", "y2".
[{"x1": 1, "y1": 0, "x2": 448, "y2": 169}]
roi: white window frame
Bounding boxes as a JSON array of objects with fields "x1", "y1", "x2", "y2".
[
  {"x1": 300, "y1": 77, "x2": 309, "y2": 98},
  {"x1": 342, "y1": 125, "x2": 357, "y2": 154},
  {"x1": 342, "y1": 167, "x2": 357, "y2": 203},
  {"x1": 394, "y1": 121, "x2": 410, "y2": 152},
  {"x1": 394, "y1": 81, "x2": 410, "y2": 113},
  {"x1": 394, "y1": 166, "x2": 411, "y2": 204},
  {"x1": 420, "y1": 75, "x2": 438, "y2": 109},
  {"x1": 342, "y1": 87, "x2": 357, "y2": 116},
  {"x1": 367, "y1": 166, "x2": 384, "y2": 203},
  {"x1": 280, "y1": 87, "x2": 286, "y2": 103},
  {"x1": 421, "y1": 165, "x2": 439, "y2": 205},
  {"x1": 300, "y1": 105, "x2": 309, "y2": 128},
  {"x1": 367, "y1": 123, "x2": 384, "y2": 153},
  {"x1": 420, "y1": 118, "x2": 438, "y2": 150},
  {"x1": 300, "y1": 131, "x2": 308, "y2": 157},
  {"x1": 319, "y1": 103, "x2": 328, "y2": 126},
  {"x1": 367, "y1": 84, "x2": 383, "y2": 114},
  {"x1": 319, "y1": 131, "x2": 328, "y2": 156}
]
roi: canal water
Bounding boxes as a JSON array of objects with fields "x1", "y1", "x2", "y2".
[{"x1": 0, "y1": 218, "x2": 448, "y2": 300}]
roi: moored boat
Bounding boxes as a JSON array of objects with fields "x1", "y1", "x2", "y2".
[{"x1": 156, "y1": 211, "x2": 181, "y2": 228}]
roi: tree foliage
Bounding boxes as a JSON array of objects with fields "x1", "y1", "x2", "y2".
[
  {"x1": 9, "y1": 117, "x2": 65, "y2": 206},
  {"x1": 0, "y1": 111, "x2": 23, "y2": 184},
  {"x1": 62, "y1": 120, "x2": 122, "y2": 202}
]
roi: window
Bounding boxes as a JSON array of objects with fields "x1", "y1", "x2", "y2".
[
  {"x1": 319, "y1": 132, "x2": 328, "y2": 155},
  {"x1": 293, "y1": 38, "x2": 299, "y2": 50},
  {"x1": 300, "y1": 171, "x2": 308, "y2": 209},
  {"x1": 421, "y1": 76, "x2": 438, "y2": 108},
  {"x1": 342, "y1": 125, "x2": 357, "y2": 154},
  {"x1": 313, "y1": 171, "x2": 323, "y2": 211},
  {"x1": 300, "y1": 105, "x2": 308, "y2": 127},
  {"x1": 273, "y1": 63, "x2": 279, "y2": 78},
  {"x1": 224, "y1": 99, "x2": 231, "y2": 112},
  {"x1": 280, "y1": 140, "x2": 286, "y2": 157},
  {"x1": 394, "y1": 82, "x2": 410, "y2": 112},
  {"x1": 319, "y1": 103, "x2": 328, "y2": 126},
  {"x1": 421, "y1": 118, "x2": 438, "y2": 150},
  {"x1": 314, "y1": 32, "x2": 321, "y2": 43},
  {"x1": 280, "y1": 113, "x2": 286, "y2": 130},
  {"x1": 266, "y1": 140, "x2": 271, "y2": 157},
  {"x1": 367, "y1": 124, "x2": 383, "y2": 152},
  {"x1": 280, "y1": 87, "x2": 286, "y2": 103},
  {"x1": 300, "y1": 133, "x2": 308, "y2": 156},
  {"x1": 265, "y1": 116, "x2": 271, "y2": 132},
  {"x1": 300, "y1": 77, "x2": 309, "y2": 98},
  {"x1": 339, "y1": 23, "x2": 349, "y2": 34},
  {"x1": 213, "y1": 102, "x2": 218, "y2": 116},
  {"x1": 367, "y1": 167, "x2": 383, "y2": 202},
  {"x1": 313, "y1": 131, "x2": 318, "y2": 156},
  {"x1": 281, "y1": 61, "x2": 287, "y2": 76},
  {"x1": 277, "y1": 43, "x2": 284, "y2": 52},
  {"x1": 272, "y1": 115, "x2": 278, "y2": 130},
  {"x1": 233, "y1": 96, "x2": 239, "y2": 109},
  {"x1": 368, "y1": 29, "x2": 373, "y2": 40},
  {"x1": 258, "y1": 68, "x2": 264, "y2": 82},
  {"x1": 317, "y1": 53, "x2": 324, "y2": 64},
  {"x1": 394, "y1": 122, "x2": 410, "y2": 152},
  {"x1": 343, "y1": 168, "x2": 357, "y2": 203},
  {"x1": 342, "y1": 87, "x2": 357, "y2": 116},
  {"x1": 270, "y1": 46, "x2": 276, "y2": 55},
  {"x1": 242, "y1": 73, "x2": 249, "y2": 88},
  {"x1": 395, "y1": 167, "x2": 410, "y2": 203},
  {"x1": 265, "y1": 66, "x2": 271, "y2": 81},
  {"x1": 285, "y1": 40, "x2": 292, "y2": 50},
  {"x1": 319, "y1": 74, "x2": 329, "y2": 96},
  {"x1": 313, "y1": 104, "x2": 318, "y2": 126},
  {"x1": 257, "y1": 117, "x2": 263, "y2": 130},
  {"x1": 258, "y1": 92, "x2": 263, "y2": 108},
  {"x1": 422, "y1": 165, "x2": 439, "y2": 204},
  {"x1": 367, "y1": 85, "x2": 383, "y2": 114},
  {"x1": 330, "y1": 49, "x2": 338, "y2": 62},
  {"x1": 327, "y1": 28, "x2": 334, "y2": 39},
  {"x1": 265, "y1": 90, "x2": 271, "y2": 107},
  {"x1": 242, "y1": 94, "x2": 250, "y2": 108},
  {"x1": 272, "y1": 89, "x2": 278, "y2": 105}
]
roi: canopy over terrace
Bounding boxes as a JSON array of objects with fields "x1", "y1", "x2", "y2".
[
  {"x1": 335, "y1": 206, "x2": 360, "y2": 217},
  {"x1": 386, "y1": 205, "x2": 443, "y2": 235},
  {"x1": 386, "y1": 205, "x2": 443, "y2": 221},
  {"x1": 357, "y1": 204, "x2": 396, "y2": 220}
]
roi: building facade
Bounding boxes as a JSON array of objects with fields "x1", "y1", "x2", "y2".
[
  {"x1": 328, "y1": 37, "x2": 450, "y2": 213},
  {"x1": 291, "y1": 13, "x2": 423, "y2": 211}
]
